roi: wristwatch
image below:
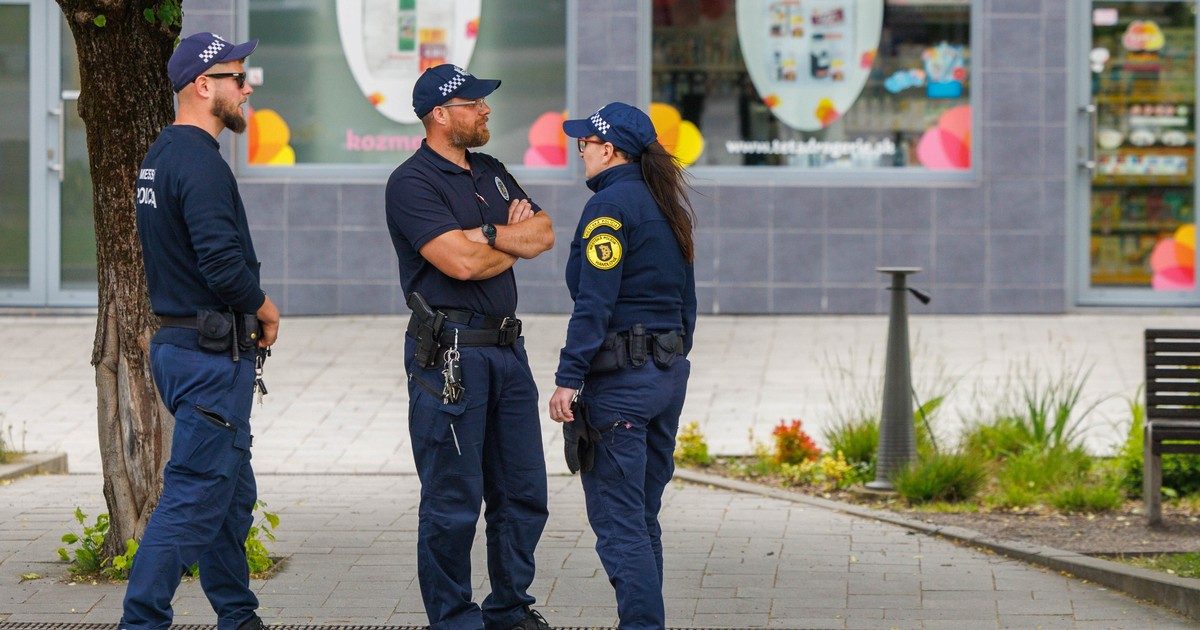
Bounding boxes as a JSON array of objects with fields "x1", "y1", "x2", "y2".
[{"x1": 480, "y1": 223, "x2": 497, "y2": 247}]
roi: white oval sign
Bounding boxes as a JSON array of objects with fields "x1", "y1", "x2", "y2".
[
  {"x1": 336, "y1": 0, "x2": 482, "y2": 125},
  {"x1": 737, "y1": 0, "x2": 883, "y2": 132}
]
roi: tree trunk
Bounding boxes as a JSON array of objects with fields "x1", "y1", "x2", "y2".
[{"x1": 57, "y1": 0, "x2": 180, "y2": 559}]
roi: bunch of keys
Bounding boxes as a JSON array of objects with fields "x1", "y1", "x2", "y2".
[
  {"x1": 441, "y1": 329, "x2": 464, "y2": 405},
  {"x1": 254, "y1": 346, "x2": 270, "y2": 405}
]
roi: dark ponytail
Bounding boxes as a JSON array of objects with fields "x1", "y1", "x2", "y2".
[{"x1": 638, "y1": 141, "x2": 697, "y2": 263}]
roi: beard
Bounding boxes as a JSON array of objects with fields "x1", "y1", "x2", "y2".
[
  {"x1": 212, "y1": 93, "x2": 247, "y2": 134},
  {"x1": 448, "y1": 116, "x2": 489, "y2": 149}
]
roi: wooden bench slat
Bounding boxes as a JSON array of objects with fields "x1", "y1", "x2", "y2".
[
  {"x1": 1146, "y1": 407, "x2": 1200, "y2": 420},
  {"x1": 1146, "y1": 329, "x2": 1200, "y2": 339},
  {"x1": 1145, "y1": 343, "x2": 1200, "y2": 354},
  {"x1": 1147, "y1": 368, "x2": 1200, "y2": 379}
]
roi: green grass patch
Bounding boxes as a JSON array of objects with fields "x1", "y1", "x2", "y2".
[
  {"x1": 1117, "y1": 552, "x2": 1200, "y2": 579},
  {"x1": 893, "y1": 452, "x2": 987, "y2": 504}
]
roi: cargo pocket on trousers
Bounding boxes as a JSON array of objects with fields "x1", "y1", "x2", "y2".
[
  {"x1": 167, "y1": 403, "x2": 242, "y2": 478},
  {"x1": 593, "y1": 418, "x2": 634, "y2": 481},
  {"x1": 407, "y1": 372, "x2": 468, "y2": 447}
]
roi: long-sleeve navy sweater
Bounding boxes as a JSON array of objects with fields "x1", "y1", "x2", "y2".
[
  {"x1": 136, "y1": 125, "x2": 263, "y2": 327},
  {"x1": 555, "y1": 163, "x2": 697, "y2": 389}
]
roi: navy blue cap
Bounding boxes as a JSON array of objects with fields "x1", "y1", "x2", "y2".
[
  {"x1": 412, "y1": 64, "x2": 501, "y2": 118},
  {"x1": 168, "y1": 32, "x2": 258, "y2": 93},
  {"x1": 562, "y1": 102, "x2": 658, "y2": 157}
]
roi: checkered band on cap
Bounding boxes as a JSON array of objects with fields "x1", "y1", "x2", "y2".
[
  {"x1": 438, "y1": 74, "x2": 466, "y2": 96},
  {"x1": 590, "y1": 113, "x2": 611, "y2": 134},
  {"x1": 198, "y1": 38, "x2": 228, "y2": 63}
]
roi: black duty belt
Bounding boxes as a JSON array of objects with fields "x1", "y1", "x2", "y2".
[
  {"x1": 406, "y1": 311, "x2": 522, "y2": 347},
  {"x1": 158, "y1": 315, "x2": 199, "y2": 329}
]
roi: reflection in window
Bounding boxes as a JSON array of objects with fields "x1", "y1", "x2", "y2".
[
  {"x1": 652, "y1": 0, "x2": 972, "y2": 170},
  {"x1": 247, "y1": 0, "x2": 567, "y2": 168}
]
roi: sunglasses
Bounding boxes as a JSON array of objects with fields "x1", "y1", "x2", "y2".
[
  {"x1": 440, "y1": 98, "x2": 487, "y2": 111},
  {"x1": 203, "y1": 72, "x2": 247, "y2": 89},
  {"x1": 577, "y1": 138, "x2": 606, "y2": 153}
]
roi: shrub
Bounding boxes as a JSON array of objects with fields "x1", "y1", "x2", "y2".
[
  {"x1": 961, "y1": 416, "x2": 1030, "y2": 461},
  {"x1": 1007, "y1": 361, "x2": 1102, "y2": 452},
  {"x1": 1118, "y1": 401, "x2": 1200, "y2": 498},
  {"x1": 674, "y1": 421, "x2": 712, "y2": 467},
  {"x1": 778, "y1": 451, "x2": 863, "y2": 489},
  {"x1": 823, "y1": 417, "x2": 878, "y2": 469},
  {"x1": 991, "y1": 445, "x2": 1092, "y2": 508},
  {"x1": 1050, "y1": 480, "x2": 1124, "y2": 513},
  {"x1": 892, "y1": 453, "x2": 986, "y2": 504},
  {"x1": 772, "y1": 419, "x2": 820, "y2": 465}
]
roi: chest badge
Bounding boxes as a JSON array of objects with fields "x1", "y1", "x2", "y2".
[
  {"x1": 586, "y1": 234, "x2": 622, "y2": 270},
  {"x1": 494, "y1": 176, "x2": 510, "y2": 201}
]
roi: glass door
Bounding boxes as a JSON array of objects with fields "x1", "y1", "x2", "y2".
[
  {"x1": 0, "y1": 1, "x2": 37, "y2": 303},
  {"x1": 51, "y1": 15, "x2": 97, "y2": 300},
  {"x1": 1079, "y1": 0, "x2": 1199, "y2": 304},
  {"x1": 0, "y1": 4, "x2": 97, "y2": 307}
]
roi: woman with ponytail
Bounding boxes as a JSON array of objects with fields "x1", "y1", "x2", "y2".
[{"x1": 549, "y1": 102, "x2": 697, "y2": 630}]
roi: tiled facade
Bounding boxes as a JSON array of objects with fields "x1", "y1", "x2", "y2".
[{"x1": 190, "y1": 0, "x2": 1069, "y2": 315}]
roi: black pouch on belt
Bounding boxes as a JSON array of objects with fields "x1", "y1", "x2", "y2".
[
  {"x1": 196, "y1": 309, "x2": 234, "y2": 353},
  {"x1": 629, "y1": 323, "x2": 648, "y2": 367},
  {"x1": 651, "y1": 330, "x2": 683, "y2": 368},
  {"x1": 588, "y1": 331, "x2": 627, "y2": 374},
  {"x1": 563, "y1": 399, "x2": 600, "y2": 474},
  {"x1": 236, "y1": 313, "x2": 260, "y2": 352}
]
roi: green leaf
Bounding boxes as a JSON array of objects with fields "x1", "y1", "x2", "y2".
[
  {"x1": 61, "y1": 533, "x2": 79, "y2": 544},
  {"x1": 57, "y1": 548, "x2": 70, "y2": 562},
  {"x1": 264, "y1": 512, "x2": 279, "y2": 529},
  {"x1": 74, "y1": 507, "x2": 86, "y2": 524},
  {"x1": 92, "y1": 14, "x2": 106, "y2": 27},
  {"x1": 143, "y1": 8, "x2": 156, "y2": 23},
  {"x1": 19, "y1": 572, "x2": 41, "y2": 582}
]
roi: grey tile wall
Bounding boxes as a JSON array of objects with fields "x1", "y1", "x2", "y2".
[{"x1": 196, "y1": 0, "x2": 1070, "y2": 315}]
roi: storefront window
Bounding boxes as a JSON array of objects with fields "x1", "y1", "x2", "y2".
[
  {"x1": 651, "y1": 0, "x2": 972, "y2": 170},
  {"x1": 1088, "y1": 2, "x2": 1196, "y2": 291},
  {"x1": 246, "y1": 0, "x2": 567, "y2": 168}
]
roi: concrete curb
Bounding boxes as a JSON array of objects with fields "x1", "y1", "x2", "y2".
[
  {"x1": 674, "y1": 468, "x2": 1200, "y2": 622},
  {"x1": 0, "y1": 452, "x2": 68, "y2": 482}
]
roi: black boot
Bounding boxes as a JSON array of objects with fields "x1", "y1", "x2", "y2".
[
  {"x1": 509, "y1": 606, "x2": 551, "y2": 630},
  {"x1": 237, "y1": 614, "x2": 267, "y2": 630}
]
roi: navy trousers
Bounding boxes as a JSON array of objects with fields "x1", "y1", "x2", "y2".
[
  {"x1": 405, "y1": 331, "x2": 549, "y2": 630},
  {"x1": 121, "y1": 342, "x2": 258, "y2": 630},
  {"x1": 580, "y1": 358, "x2": 691, "y2": 630}
]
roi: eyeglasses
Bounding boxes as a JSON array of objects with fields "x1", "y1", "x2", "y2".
[
  {"x1": 203, "y1": 72, "x2": 247, "y2": 89},
  {"x1": 439, "y1": 98, "x2": 487, "y2": 111},
  {"x1": 577, "y1": 138, "x2": 607, "y2": 153}
]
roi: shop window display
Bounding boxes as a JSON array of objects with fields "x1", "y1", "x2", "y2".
[
  {"x1": 651, "y1": 0, "x2": 972, "y2": 170},
  {"x1": 245, "y1": 0, "x2": 566, "y2": 168},
  {"x1": 1088, "y1": 2, "x2": 1196, "y2": 290}
]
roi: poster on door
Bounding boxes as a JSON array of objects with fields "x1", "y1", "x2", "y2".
[
  {"x1": 737, "y1": 0, "x2": 883, "y2": 131},
  {"x1": 336, "y1": 0, "x2": 482, "y2": 125}
]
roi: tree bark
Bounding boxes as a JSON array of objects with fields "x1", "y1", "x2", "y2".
[{"x1": 57, "y1": 0, "x2": 180, "y2": 559}]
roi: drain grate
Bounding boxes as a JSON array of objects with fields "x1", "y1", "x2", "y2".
[{"x1": 0, "y1": 619, "x2": 787, "y2": 624}]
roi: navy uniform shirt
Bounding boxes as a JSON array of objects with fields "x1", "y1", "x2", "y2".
[
  {"x1": 385, "y1": 140, "x2": 540, "y2": 317},
  {"x1": 135, "y1": 125, "x2": 263, "y2": 345},
  {"x1": 555, "y1": 163, "x2": 697, "y2": 389}
]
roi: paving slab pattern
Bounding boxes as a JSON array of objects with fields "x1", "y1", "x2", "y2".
[{"x1": 0, "y1": 474, "x2": 1194, "y2": 629}]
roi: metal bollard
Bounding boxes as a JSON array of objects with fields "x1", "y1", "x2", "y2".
[{"x1": 866, "y1": 267, "x2": 931, "y2": 491}]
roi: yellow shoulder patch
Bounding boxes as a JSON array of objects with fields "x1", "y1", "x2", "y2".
[
  {"x1": 582, "y1": 216, "x2": 622, "y2": 239},
  {"x1": 585, "y1": 233, "x2": 623, "y2": 270}
]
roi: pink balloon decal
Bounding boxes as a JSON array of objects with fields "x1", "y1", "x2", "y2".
[
  {"x1": 915, "y1": 105, "x2": 971, "y2": 170},
  {"x1": 1149, "y1": 225, "x2": 1196, "y2": 291},
  {"x1": 525, "y1": 111, "x2": 567, "y2": 168}
]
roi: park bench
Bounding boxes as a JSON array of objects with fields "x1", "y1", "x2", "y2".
[{"x1": 1143, "y1": 329, "x2": 1200, "y2": 525}]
